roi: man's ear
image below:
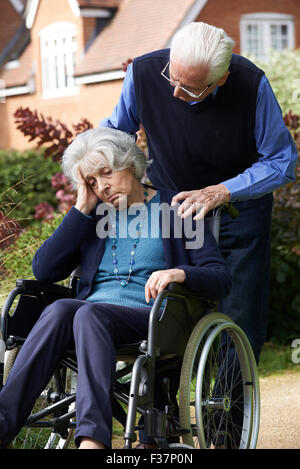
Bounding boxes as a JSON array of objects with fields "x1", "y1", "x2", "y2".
[{"x1": 217, "y1": 71, "x2": 230, "y2": 87}]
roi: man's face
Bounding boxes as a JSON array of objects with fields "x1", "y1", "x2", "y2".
[{"x1": 169, "y1": 61, "x2": 228, "y2": 102}]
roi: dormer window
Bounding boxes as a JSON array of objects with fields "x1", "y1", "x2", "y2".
[
  {"x1": 39, "y1": 22, "x2": 78, "y2": 98},
  {"x1": 240, "y1": 13, "x2": 295, "y2": 61}
]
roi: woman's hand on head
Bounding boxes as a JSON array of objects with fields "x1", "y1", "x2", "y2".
[
  {"x1": 75, "y1": 168, "x2": 99, "y2": 215},
  {"x1": 145, "y1": 268, "x2": 186, "y2": 303}
]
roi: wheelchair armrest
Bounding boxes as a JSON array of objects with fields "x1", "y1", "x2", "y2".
[
  {"x1": 166, "y1": 282, "x2": 204, "y2": 300},
  {"x1": 1, "y1": 280, "x2": 73, "y2": 344},
  {"x1": 15, "y1": 279, "x2": 72, "y2": 298}
]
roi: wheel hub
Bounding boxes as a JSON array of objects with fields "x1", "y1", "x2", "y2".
[
  {"x1": 202, "y1": 395, "x2": 231, "y2": 412},
  {"x1": 223, "y1": 396, "x2": 231, "y2": 412}
]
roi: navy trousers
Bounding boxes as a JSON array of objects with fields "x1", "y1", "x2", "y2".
[
  {"x1": 0, "y1": 299, "x2": 151, "y2": 448},
  {"x1": 219, "y1": 193, "x2": 273, "y2": 362}
]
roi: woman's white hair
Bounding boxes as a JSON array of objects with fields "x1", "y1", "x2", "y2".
[
  {"x1": 170, "y1": 22, "x2": 235, "y2": 83},
  {"x1": 62, "y1": 127, "x2": 148, "y2": 189}
]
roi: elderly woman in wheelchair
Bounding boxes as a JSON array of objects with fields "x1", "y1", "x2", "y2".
[{"x1": 0, "y1": 127, "x2": 260, "y2": 450}]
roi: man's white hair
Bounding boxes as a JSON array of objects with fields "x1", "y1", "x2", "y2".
[
  {"x1": 62, "y1": 127, "x2": 148, "y2": 189},
  {"x1": 170, "y1": 22, "x2": 235, "y2": 83}
]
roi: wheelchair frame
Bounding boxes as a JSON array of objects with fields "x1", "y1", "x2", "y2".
[{"x1": 0, "y1": 205, "x2": 260, "y2": 449}]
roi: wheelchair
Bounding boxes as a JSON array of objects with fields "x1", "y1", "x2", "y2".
[{"x1": 0, "y1": 204, "x2": 260, "y2": 450}]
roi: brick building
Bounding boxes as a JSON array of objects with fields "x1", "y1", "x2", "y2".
[{"x1": 0, "y1": 0, "x2": 299, "y2": 150}]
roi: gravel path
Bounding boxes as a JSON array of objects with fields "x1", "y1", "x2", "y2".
[{"x1": 256, "y1": 371, "x2": 300, "y2": 449}]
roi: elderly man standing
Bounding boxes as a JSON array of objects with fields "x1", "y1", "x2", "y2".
[{"x1": 100, "y1": 22, "x2": 297, "y2": 447}]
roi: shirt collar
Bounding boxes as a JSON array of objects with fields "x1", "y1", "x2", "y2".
[{"x1": 188, "y1": 85, "x2": 219, "y2": 105}]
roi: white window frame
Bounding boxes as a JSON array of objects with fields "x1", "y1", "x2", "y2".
[
  {"x1": 39, "y1": 22, "x2": 78, "y2": 99},
  {"x1": 240, "y1": 13, "x2": 295, "y2": 61}
]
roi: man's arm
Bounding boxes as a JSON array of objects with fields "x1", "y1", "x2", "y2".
[
  {"x1": 172, "y1": 75, "x2": 298, "y2": 218},
  {"x1": 32, "y1": 208, "x2": 94, "y2": 283},
  {"x1": 100, "y1": 63, "x2": 140, "y2": 134},
  {"x1": 222, "y1": 74, "x2": 298, "y2": 201}
]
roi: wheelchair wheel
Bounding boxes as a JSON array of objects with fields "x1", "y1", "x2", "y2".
[
  {"x1": 4, "y1": 351, "x2": 76, "y2": 449},
  {"x1": 179, "y1": 313, "x2": 260, "y2": 449}
]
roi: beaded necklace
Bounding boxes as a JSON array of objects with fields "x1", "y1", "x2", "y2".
[{"x1": 110, "y1": 186, "x2": 149, "y2": 287}]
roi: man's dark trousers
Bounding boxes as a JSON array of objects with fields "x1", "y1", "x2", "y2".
[{"x1": 219, "y1": 193, "x2": 273, "y2": 362}]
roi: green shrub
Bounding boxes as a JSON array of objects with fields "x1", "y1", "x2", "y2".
[
  {"x1": 267, "y1": 113, "x2": 300, "y2": 344},
  {"x1": 0, "y1": 212, "x2": 65, "y2": 308},
  {"x1": 248, "y1": 51, "x2": 300, "y2": 343},
  {"x1": 268, "y1": 203, "x2": 300, "y2": 343},
  {"x1": 0, "y1": 148, "x2": 61, "y2": 226},
  {"x1": 249, "y1": 49, "x2": 300, "y2": 115}
]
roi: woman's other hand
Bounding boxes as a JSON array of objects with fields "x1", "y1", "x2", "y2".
[
  {"x1": 145, "y1": 268, "x2": 186, "y2": 303},
  {"x1": 75, "y1": 168, "x2": 99, "y2": 215}
]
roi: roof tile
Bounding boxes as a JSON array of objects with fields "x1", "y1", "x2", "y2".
[{"x1": 75, "y1": 0, "x2": 195, "y2": 76}]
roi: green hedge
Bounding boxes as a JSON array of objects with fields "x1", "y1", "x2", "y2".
[
  {"x1": 267, "y1": 168, "x2": 300, "y2": 344},
  {"x1": 249, "y1": 49, "x2": 300, "y2": 115},
  {"x1": 0, "y1": 148, "x2": 61, "y2": 226},
  {"x1": 0, "y1": 213, "x2": 65, "y2": 308}
]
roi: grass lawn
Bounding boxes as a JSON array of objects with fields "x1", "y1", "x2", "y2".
[{"x1": 258, "y1": 342, "x2": 300, "y2": 377}]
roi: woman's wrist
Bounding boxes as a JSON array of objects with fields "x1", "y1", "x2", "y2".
[
  {"x1": 173, "y1": 268, "x2": 186, "y2": 283},
  {"x1": 75, "y1": 203, "x2": 91, "y2": 215}
]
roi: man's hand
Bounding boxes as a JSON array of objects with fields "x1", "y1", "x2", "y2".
[
  {"x1": 171, "y1": 184, "x2": 231, "y2": 220},
  {"x1": 75, "y1": 168, "x2": 99, "y2": 215},
  {"x1": 145, "y1": 268, "x2": 186, "y2": 303}
]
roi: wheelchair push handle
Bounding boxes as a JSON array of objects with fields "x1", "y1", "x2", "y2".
[
  {"x1": 223, "y1": 202, "x2": 239, "y2": 219},
  {"x1": 211, "y1": 202, "x2": 239, "y2": 219},
  {"x1": 206, "y1": 202, "x2": 239, "y2": 244}
]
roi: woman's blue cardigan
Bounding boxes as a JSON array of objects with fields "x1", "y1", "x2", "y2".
[{"x1": 32, "y1": 187, "x2": 232, "y2": 300}]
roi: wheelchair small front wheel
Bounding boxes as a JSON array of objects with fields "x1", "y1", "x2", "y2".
[{"x1": 179, "y1": 313, "x2": 260, "y2": 449}]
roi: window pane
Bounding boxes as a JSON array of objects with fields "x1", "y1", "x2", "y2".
[
  {"x1": 271, "y1": 24, "x2": 278, "y2": 36},
  {"x1": 245, "y1": 22, "x2": 264, "y2": 58},
  {"x1": 40, "y1": 24, "x2": 77, "y2": 95},
  {"x1": 64, "y1": 54, "x2": 68, "y2": 87},
  {"x1": 55, "y1": 55, "x2": 59, "y2": 89},
  {"x1": 270, "y1": 23, "x2": 290, "y2": 51}
]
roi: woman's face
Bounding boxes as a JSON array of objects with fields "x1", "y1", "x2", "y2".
[{"x1": 80, "y1": 165, "x2": 139, "y2": 207}]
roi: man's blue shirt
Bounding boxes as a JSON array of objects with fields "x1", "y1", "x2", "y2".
[{"x1": 100, "y1": 63, "x2": 298, "y2": 201}]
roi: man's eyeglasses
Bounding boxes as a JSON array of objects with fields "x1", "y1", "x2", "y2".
[{"x1": 161, "y1": 61, "x2": 214, "y2": 99}]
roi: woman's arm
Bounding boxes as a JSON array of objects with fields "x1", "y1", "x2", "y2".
[
  {"x1": 177, "y1": 222, "x2": 232, "y2": 299},
  {"x1": 32, "y1": 207, "x2": 95, "y2": 283},
  {"x1": 145, "y1": 268, "x2": 186, "y2": 304}
]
